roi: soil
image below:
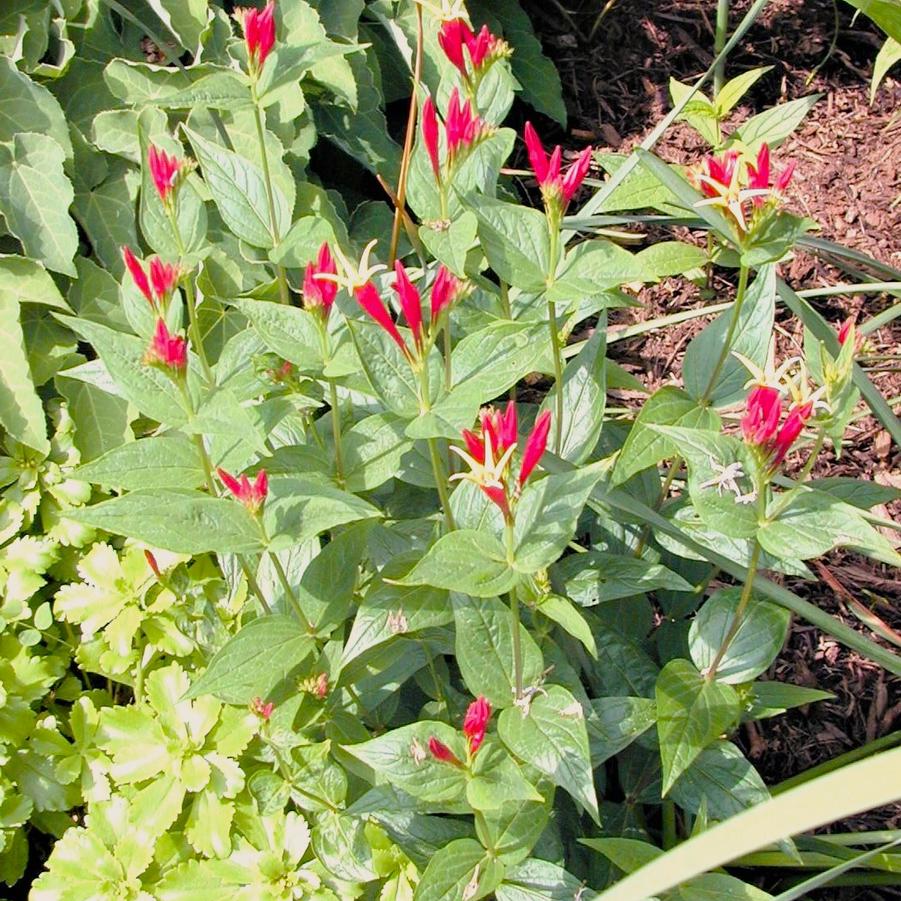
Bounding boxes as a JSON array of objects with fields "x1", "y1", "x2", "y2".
[{"x1": 524, "y1": 0, "x2": 901, "y2": 895}]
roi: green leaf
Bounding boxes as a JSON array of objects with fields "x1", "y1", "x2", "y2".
[
  {"x1": 582, "y1": 837, "x2": 662, "y2": 874},
  {"x1": 689, "y1": 588, "x2": 789, "y2": 684},
  {"x1": 682, "y1": 266, "x2": 776, "y2": 406},
  {"x1": 746, "y1": 682, "x2": 833, "y2": 720},
  {"x1": 636, "y1": 241, "x2": 709, "y2": 279},
  {"x1": 75, "y1": 434, "x2": 206, "y2": 490},
  {"x1": 344, "y1": 722, "x2": 469, "y2": 804},
  {"x1": 655, "y1": 659, "x2": 740, "y2": 796},
  {"x1": 0, "y1": 132, "x2": 77, "y2": 276},
  {"x1": 556, "y1": 551, "x2": 692, "y2": 606},
  {"x1": 669, "y1": 77, "x2": 719, "y2": 146},
  {"x1": 730, "y1": 95, "x2": 821, "y2": 153},
  {"x1": 554, "y1": 240, "x2": 647, "y2": 302},
  {"x1": 183, "y1": 124, "x2": 288, "y2": 248},
  {"x1": 653, "y1": 426, "x2": 759, "y2": 539},
  {"x1": 871, "y1": 36, "x2": 901, "y2": 100},
  {"x1": 467, "y1": 745, "x2": 543, "y2": 811},
  {"x1": 472, "y1": 197, "x2": 550, "y2": 292},
  {"x1": 669, "y1": 741, "x2": 771, "y2": 822},
  {"x1": 56, "y1": 375, "x2": 132, "y2": 463},
  {"x1": 312, "y1": 810, "x2": 377, "y2": 883},
  {"x1": 0, "y1": 254, "x2": 69, "y2": 310},
  {"x1": 187, "y1": 615, "x2": 314, "y2": 704},
  {"x1": 0, "y1": 294, "x2": 48, "y2": 453},
  {"x1": 262, "y1": 476, "x2": 381, "y2": 551},
  {"x1": 453, "y1": 594, "x2": 544, "y2": 709},
  {"x1": 414, "y1": 838, "x2": 505, "y2": 901},
  {"x1": 715, "y1": 67, "x2": 772, "y2": 117},
  {"x1": 344, "y1": 413, "x2": 413, "y2": 492},
  {"x1": 229, "y1": 297, "x2": 323, "y2": 371},
  {"x1": 497, "y1": 859, "x2": 589, "y2": 901},
  {"x1": 759, "y1": 487, "x2": 901, "y2": 565},
  {"x1": 499, "y1": 686, "x2": 599, "y2": 823},
  {"x1": 476, "y1": 798, "x2": 551, "y2": 867},
  {"x1": 71, "y1": 489, "x2": 264, "y2": 554},
  {"x1": 63, "y1": 316, "x2": 187, "y2": 426},
  {"x1": 400, "y1": 530, "x2": 517, "y2": 598},
  {"x1": 536, "y1": 594, "x2": 597, "y2": 658},
  {"x1": 588, "y1": 697, "x2": 657, "y2": 766},
  {"x1": 613, "y1": 386, "x2": 720, "y2": 485},
  {"x1": 146, "y1": 0, "x2": 210, "y2": 55},
  {"x1": 540, "y1": 325, "x2": 606, "y2": 464},
  {"x1": 0, "y1": 55, "x2": 72, "y2": 158},
  {"x1": 513, "y1": 464, "x2": 605, "y2": 573}
]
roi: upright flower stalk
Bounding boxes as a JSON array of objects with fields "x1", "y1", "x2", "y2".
[
  {"x1": 523, "y1": 123, "x2": 593, "y2": 454},
  {"x1": 234, "y1": 1, "x2": 290, "y2": 304},
  {"x1": 303, "y1": 243, "x2": 345, "y2": 487}
]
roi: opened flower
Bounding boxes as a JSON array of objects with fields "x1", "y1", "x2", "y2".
[
  {"x1": 451, "y1": 403, "x2": 552, "y2": 523},
  {"x1": 237, "y1": 0, "x2": 276, "y2": 72},
  {"x1": 144, "y1": 319, "x2": 187, "y2": 374},
  {"x1": 523, "y1": 122, "x2": 592, "y2": 218},
  {"x1": 218, "y1": 467, "x2": 269, "y2": 515}
]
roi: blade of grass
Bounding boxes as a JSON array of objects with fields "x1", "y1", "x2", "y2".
[{"x1": 589, "y1": 745, "x2": 901, "y2": 901}]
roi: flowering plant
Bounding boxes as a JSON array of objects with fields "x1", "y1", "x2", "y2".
[{"x1": 0, "y1": 1, "x2": 899, "y2": 899}]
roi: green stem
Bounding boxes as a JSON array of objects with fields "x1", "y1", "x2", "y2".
[
  {"x1": 328, "y1": 378, "x2": 345, "y2": 487},
  {"x1": 443, "y1": 325, "x2": 453, "y2": 393},
  {"x1": 705, "y1": 538, "x2": 762, "y2": 682},
  {"x1": 427, "y1": 437, "x2": 455, "y2": 531},
  {"x1": 268, "y1": 549, "x2": 314, "y2": 634},
  {"x1": 713, "y1": 0, "x2": 730, "y2": 96},
  {"x1": 546, "y1": 224, "x2": 565, "y2": 453},
  {"x1": 796, "y1": 426, "x2": 825, "y2": 483},
  {"x1": 251, "y1": 90, "x2": 290, "y2": 304},
  {"x1": 499, "y1": 280, "x2": 512, "y2": 319},
  {"x1": 505, "y1": 522, "x2": 523, "y2": 701},
  {"x1": 662, "y1": 800, "x2": 677, "y2": 850},
  {"x1": 166, "y1": 207, "x2": 213, "y2": 384},
  {"x1": 701, "y1": 264, "x2": 749, "y2": 405},
  {"x1": 634, "y1": 457, "x2": 682, "y2": 557}
]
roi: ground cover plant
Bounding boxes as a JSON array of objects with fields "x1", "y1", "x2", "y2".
[{"x1": 1, "y1": 0, "x2": 901, "y2": 898}]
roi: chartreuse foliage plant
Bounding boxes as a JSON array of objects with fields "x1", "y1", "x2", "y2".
[{"x1": 1, "y1": 0, "x2": 900, "y2": 898}]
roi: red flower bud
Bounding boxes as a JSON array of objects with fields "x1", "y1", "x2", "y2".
[
  {"x1": 355, "y1": 282, "x2": 410, "y2": 357},
  {"x1": 519, "y1": 410, "x2": 551, "y2": 486},
  {"x1": 445, "y1": 88, "x2": 483, "y2": 160},
  {"x1": 741, "y1": 385, "x2": 782, "y2": 448},
  {"x1": 561, "y1": 146, "x2": 593, "y2": 204},
  {"x1": 430, "y1": 265, "x2": 461, "y2": 323},
  {"x1": 524, "y1": 122, "x2": 592, "y2": 211},
  {"x1": 462, "y1": 696, "x2": 491, "y2": 755},
  {"x1": 145, "y1": 319, "x2": 187, "y2": 373},
  {"x1": 428, "y1": 737, "x2": 461, "y2": 766},
  {"x1": 122, "y1": 246, "x2": 153, "y2": 305},
  {"x1": 438, "y1": 18, "x2": 471, "y2": 77},
  {"x1": 147, "y1": 144, "x2": 182, "y2": 205},
  {"x1": 422, "y1": 95, "x2": 441, "y2": 183},
  {"x1": 239, "y1": 0, "x2": 276, "y2": 69},
  {"x1": 251, "y1": 697, "x2": 274, "y2": 720},
  {"x1": 772, "y1": 402, "x2": 813, "y2": 466},
  {"x1": 144, "y1": 549, "x2": 163, "y2": 580},
  {"x1": 393, "y1": 261, "x2": 423, "y2": 347},
  {"x1": 837, "y1": 316, "x2": 856, "y2": 346},
  {"x1": 218, "y1": 467, "x2": 268, "y2": 514},
  {"x1": 303, "y1": 242, "x2": 338, "y2": 316},
  {"x1": 149, "y1": 257, "x2": 179, "y2": 304},
  {"x1": 480, "y1": 401, "x2": 518, "y2": 458}
]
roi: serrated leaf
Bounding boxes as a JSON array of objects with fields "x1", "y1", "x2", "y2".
[{"x1": 499, "y1": 686, "x2": 599, "y2": 823}]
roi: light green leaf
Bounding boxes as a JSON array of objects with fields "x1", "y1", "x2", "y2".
[
  {"x1": 871, "y1": 37, "x2": 901, "y2": 101},
  {"x1": 187, "y1": 615, "x2": 314, "y2": 704},
  {"x1": 229, "y1": 298, "x2": 323, "y2": 371},
  {"x1": 536, "y1": 594, "x2": 596, "y2": 658},
  {"x1": 401, "y1": 531, "x2": 517, "y2": 598},
  {"x1": 556, "y1": 551, "x2": 692, "y2": 606},
  {"x1": 715, "y1": 67, "x2": 772, "y2": 117},
  {"x1": 183, "y1": 124, "x2": 288, "y2": 248},
  {"x1": 0, "y1": 133, "x2": 77, "y2": 276},
  {"x1": 655, "y1": 659, "x2": 740, "y2": 796},
  {"x1": 0, "y1": 55, "x2": 72, "y2": 158},
  {"x1": 497, "y1": 859, "x2": 590, "y2": 901},
  {"x1": 636, "y1": 241, "x2": 709, "y2": 279},
  {"x1": 467, "y1": 746, "x2": 543, "y2": 811},
  {"x1": 146, "y1": 0, "x2": 210, "y2": 55},
  {"x1": 613, "y1": 386, "x2": 720, "y2": 485},
  {"x1": 414, "y1": 838, "x2": 504, "y2": 901},
  {"x1": 0, "y1": 254, "x2": 69, "y2": 310},
  {"x1": 499, "y1": 685, "x2": 599, "y2": 823},
  {"x1": 729, "y1": 95, "x2": 821, "y2": 153},
  {"x1": 75, "y1": 434, "x2": 206, "y2": 490},
  {"x1": 690, "y1": 588, "x2": 789, "y2": 684},
  {"x1": 0, "y1": 293, "x2": 48, "y2": 453},
  {"x1": 588, "y1": 697, "x2": 657, "y2": 766},
  {"x1": 344, "y1": 412, "x2": 413, "y2": 492},
  {"x1": 71, "y1": 489, "x2": 264, "y2": 554},
  {"x1": 55, "y1": 376, "x2": 132, "y2": 463},
  {"x1": 472, "y1": 197, "x2": 550, "y2": 292},
  {"x1": 453, "y1": 594, "x2": 544, "y2": 709}
]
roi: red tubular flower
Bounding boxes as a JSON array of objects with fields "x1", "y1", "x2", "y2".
[
  {"x1": 772, "y1": 401, "x2": 813, "y2": 465},
  {"x1": 461, "y1": 428, "x2": 485, "y2": 463},
  {"x1": 741, "y1": 385, "x2": 782, "y2": 447},
  {"x1": 445, "y1": 88, "x2": 481, "y2": 160},
  {"x1": 251, "y1": 697, "x2": 274, "y2": 720},
  {"x1": 519, "y1": 410, "x2": 552, "y2": 486},
  {"x1": 145, "y1": 319, "x2": 187, "y2": 373},
  {"x1": 303, "y1": 242, "x2": 338, "y2": 317},
  {"x1": 218, "y1": 467, "x2": 269, "y2": 514},
  {"x1": 123, "y1": 246, "x2": 153, "y2": 305},
  {"x1": 428, "y1": 737, "x2": 461, "y2": 766},
  {"x1": 430, "y1": 265, "x2": 461, "y2": 323},
  {"x1": 149, "y1": 258, "x2": 179, "y2": 303},
  {"x1": 240, "y1": 0, "x2": 276, "y2": 69},
  {"x1": 355, "y1": 282, "x2": 410, "y2": 357},
  {"x1": 147, "y1": 144, "x2": 182, "y2": 205},
  {"x1": 466, "y1": 25, "x2": 495, "y2": 68},
  {"x1": 747, "y1": 143, "x2": 770, "y2": 195},
  {"x1": 393, "y1": 261, "x2": 424, "y2": 348},
  {"x1": 774, "y1": 159, "x2": 796, "y2": 193},
  {"x1": 481, "y1": 401, "x2": 518, "y2": 457},
  {"x1": 422, "y1": 95, "x2": 441, "y2": 183},
  {"x1": 462, "y1": 696, "x2": 491, "y2": 755},
  {"x1": 700, "y1": 150, "x2": 740, "y2": 197},
  {"x1": 438, "y1": 18, "x2": 471, "y2": 77},
  {"x1": 837, "y1": 315, "x2": 856, "y2": 346},
  {"x1": 144, "y1": 549, "x2": 163, "y2": 580},
  {"x1": 524, "y1": 122, "x2": 592, "y2": 211}
]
